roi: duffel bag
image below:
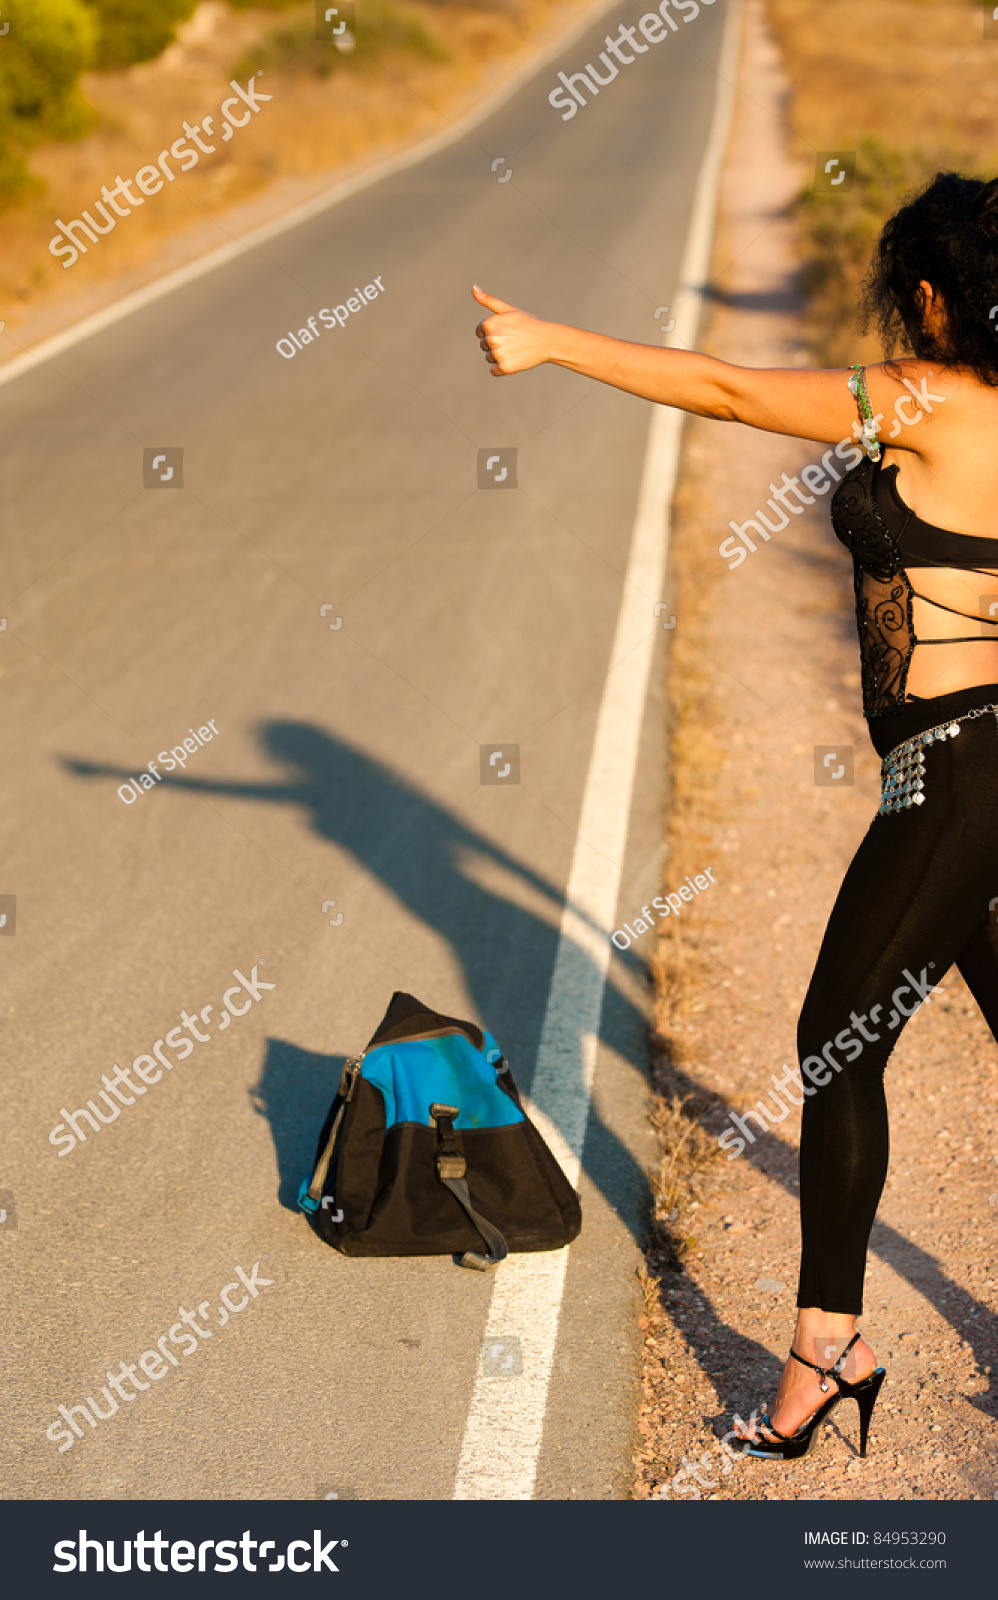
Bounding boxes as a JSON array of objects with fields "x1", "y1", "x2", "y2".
[{"x1": 297, "y1": 991, "x2": 581, "y2": 1269}]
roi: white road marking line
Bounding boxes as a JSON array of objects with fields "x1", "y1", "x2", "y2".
[
  {"x1": 451, "y1": 0, "x2": 744, "y2": 1501},
  {"x1": 0, "y1": 0, "x2": 627, "y2": 393}
]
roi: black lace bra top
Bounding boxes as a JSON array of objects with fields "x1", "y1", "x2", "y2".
[{"x1": 829, "y1": 447, "x2": 998, "y2": 718}]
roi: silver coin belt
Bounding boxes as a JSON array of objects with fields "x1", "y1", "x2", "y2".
[{"x1": 878, "y1": 703, "x2": 998, "y2": 817}]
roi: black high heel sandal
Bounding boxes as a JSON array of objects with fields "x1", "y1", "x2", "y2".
[{"x1": 740, "y1": 1331, "x2": 886, "y2": 1461}]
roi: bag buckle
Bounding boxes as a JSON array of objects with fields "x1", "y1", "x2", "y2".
[
  {"x1": 437, "y1": 1152, "x2": 467, "y2": 1180},
  {"x1": 430, "y1": 1102, "x2": 466, "y2": 1179},
  {"x1": 339, "y1": 1059, "x2": 362, "y2": 1098},
  {"x1": 296, "y1": 1177, "x2": 320, "y2": 1214},
  {"x1": 429, "y1": 1101, "x2": 460, "y2": 1129}
]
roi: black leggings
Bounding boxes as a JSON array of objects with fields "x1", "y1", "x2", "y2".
[{"x1": 797, "y1": 685, "x2": 998, "y2": 1313}]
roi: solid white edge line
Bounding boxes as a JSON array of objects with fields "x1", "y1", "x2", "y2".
[
  {"x1": 451, "y1": 0, "x2": 744, "y2": 1501},
  {"x1": 0, "y1": 0, "x2": 629, "y2": 393}
]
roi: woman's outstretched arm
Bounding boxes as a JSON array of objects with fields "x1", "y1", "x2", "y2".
[{"x1": 472, "y1": 285, "x2": 946, "y2": 452}]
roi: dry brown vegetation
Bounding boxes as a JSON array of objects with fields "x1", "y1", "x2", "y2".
[
  {"x1": 638, "y1": 455, "x2": 729, "y2": 1294},
  {"x1": 763, "y1": 0, "x2": 998, "y2": 364},
  {"x1": 0, "y1": 0, "x2": 590, "y2": 337}
]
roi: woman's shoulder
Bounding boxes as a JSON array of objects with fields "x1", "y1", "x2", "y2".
[
  {"x1": 862, "y1": 360, "x2": 998, "y2": 459},
  {"x1": 866, "y1": 358, "x2": 994, "y2": 403}
]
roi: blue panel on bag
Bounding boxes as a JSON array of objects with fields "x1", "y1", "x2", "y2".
[{"x1": 360, "y1": 1028, "x2": 524, "y2": 1131}]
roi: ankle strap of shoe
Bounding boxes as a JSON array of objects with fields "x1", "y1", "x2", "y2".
[{"x1": 789, "y1": 1330, "x2": 860, "y2": 1378}]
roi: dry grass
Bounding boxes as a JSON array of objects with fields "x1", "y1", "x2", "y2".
[
  {"x1": 763, "y1": 0, "x2": 998, "y2": 363},
  {"x1": 0, "y1": 0, "x2": 589, "y2": 330},
  {"x1": 636, "y1": 450, "x2": 730, "y2": 1297},
  {"x1": 646, "y1": 1077, "x2": 723, "y2": 1263}
]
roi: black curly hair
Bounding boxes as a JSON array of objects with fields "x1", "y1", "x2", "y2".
[{"x1": 861, "y1": 171, "x2": 998, "y2": 385}]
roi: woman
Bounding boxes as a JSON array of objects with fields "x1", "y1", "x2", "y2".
[{"x1": 472, "y1": 171, "x2": 998, "y2": 1460}]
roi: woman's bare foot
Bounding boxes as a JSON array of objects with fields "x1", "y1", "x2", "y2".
[{"x1": 734, "y1": 1309, "x2": 878, "y2": 1444}]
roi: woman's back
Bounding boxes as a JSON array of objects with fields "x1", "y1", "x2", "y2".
[
  {"x1": 840, "y1": 363, "x2": 998, "y2": 705},
  {"x1": 887, "y1": 364, "x2": 998, "y2": 537}
]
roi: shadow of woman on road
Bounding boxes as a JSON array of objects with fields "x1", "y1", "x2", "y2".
[{"x1": 65, "y1": 718, "x2": 654, "y2": 1239}]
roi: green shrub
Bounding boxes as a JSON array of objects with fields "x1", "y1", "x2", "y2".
[
  {"x1": 82, "y1": 0, "x2": 199, "y2": 70},
  {"x1": 233, "y1": 0, "x2": 451, "y2": 81},
  {"x1": 797, "y1": 135, "x2": 973, "y2": 366},
  {"x1": 0, "y1": 0, "x2": 97, "y2": 203}
]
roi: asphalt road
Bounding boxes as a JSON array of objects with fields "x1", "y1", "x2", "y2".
[{"x1": 1, "y1": 0, "x2": 728, "y2": 1501}]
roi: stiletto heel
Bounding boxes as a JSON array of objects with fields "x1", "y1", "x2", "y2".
[
  {"x1": 855, "y1": 1367, "x2": 886, "y2": 1457},
  {"x1": 739, "y1": 1331, "x2": 886, "y2": 1461}
]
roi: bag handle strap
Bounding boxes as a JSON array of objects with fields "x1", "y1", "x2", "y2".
[
  {"x1": 297, "y1": 1057, "x2": 363, "y2": 1215},
  {"x1": 430, "y1": 1104, "x2": 509, "y2": 1271}
]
